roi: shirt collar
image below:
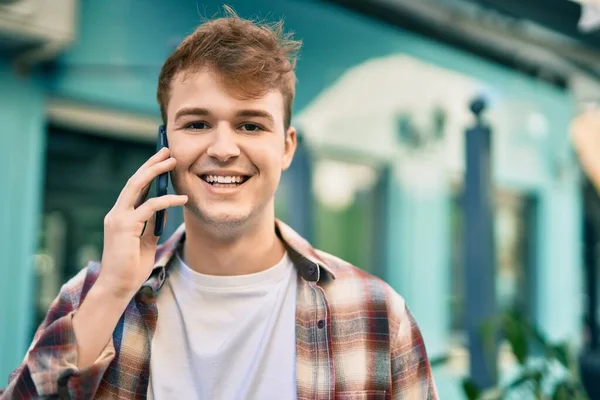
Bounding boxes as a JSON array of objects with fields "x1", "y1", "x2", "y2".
[
  {"x1": 274, "y1": 219, "x2": 335, "y2": 282},
  {"x1": 140, "y1": 219, "x2": 335, "y2": 296}
]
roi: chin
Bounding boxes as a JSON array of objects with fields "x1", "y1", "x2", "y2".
[{"x1": 189, "y1": 204, "x2": 252, "y2": 229}]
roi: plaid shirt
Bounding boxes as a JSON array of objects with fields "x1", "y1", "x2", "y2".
[{"x1": 1, "y1": 220, "x2": 438, "y2": 399}]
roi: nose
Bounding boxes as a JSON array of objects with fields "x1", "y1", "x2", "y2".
[{"x1": 206, "y1": 125, "x2": 241, "y2": 162}]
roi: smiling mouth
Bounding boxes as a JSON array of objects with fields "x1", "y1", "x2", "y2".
[{"x1": 200, "y1": 174, "x2": 250, "y2": 188}]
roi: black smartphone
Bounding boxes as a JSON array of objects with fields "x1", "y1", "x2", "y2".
[{"x1": 154, "y1": 124, "x2": 169, "y2": 236}]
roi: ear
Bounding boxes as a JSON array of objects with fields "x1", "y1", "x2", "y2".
[{"x1": 282, "y1": 126, "x2": 298, "y2": 171}]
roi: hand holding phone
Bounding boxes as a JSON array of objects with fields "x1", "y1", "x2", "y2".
[
  {"x1": 97, "y1": 135, "x2": 186, "y2": 298},
  {"x1": 73, "y1": 127, "x2": 187, "y2": 374}
]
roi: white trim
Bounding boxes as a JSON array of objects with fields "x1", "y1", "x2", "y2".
[{"x1": 46, "y1": 98, "x2": 161, "y2": 142}]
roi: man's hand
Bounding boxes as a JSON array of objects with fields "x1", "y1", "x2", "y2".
[
  {"x1": 571, "y1": 108, "x2": 600, "y2": 191},
  {"x1": 96, "y1": 147, "x2": 188, "y2": 298},
  {"x1": 73, "y1": 147, "x2": 187, "y2": 369}
]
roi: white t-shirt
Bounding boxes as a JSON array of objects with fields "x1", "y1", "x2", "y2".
[{"x1": 147, "y1": 249, "x2": 298, "y2": 400}]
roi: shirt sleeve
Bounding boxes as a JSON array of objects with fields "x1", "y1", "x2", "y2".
[
  {"x1": 389, "y1": 294, "x2": 439, "y2": 400},
  {"x1": 0, "y1": 267, "x2": 116, "y2": 400}
]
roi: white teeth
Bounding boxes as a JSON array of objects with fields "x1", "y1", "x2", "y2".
[{"x1": 204, "y1": 175, "x2": 244, "y2": 184}]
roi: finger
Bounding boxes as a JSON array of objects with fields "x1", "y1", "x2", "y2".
[
  {"x1": 134, "y1": 184, "x2": 152, "y2": 209},
  {"x1": 140, "y1": 209, "x2": 170, "y2": 245},
  {"x1": 133, "y1": 195, "x2": 188, "y2": 223},
  {"x1": 114, "y1": 146, "x2": 170, "y2": 207},
  {"x1": 140, "y1": 210, "x2": 158, "y2": 243},
  {"x1": 117, "y1": 156, "x2": 177, "y2": 209},
  {"x1": 140, "y1": 147, "x2": 170, "y2": 171}
]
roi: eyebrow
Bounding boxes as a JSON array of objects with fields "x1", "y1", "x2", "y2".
[
  {"x1": 174, "y1": 107, "x2": 275, "y2": 125},
  {"x1": 235, "y1": 109, "x2": 275, "y2": 125},
  {"x1": 174, "y1": 107, "x2": 209, "y2": 121}
]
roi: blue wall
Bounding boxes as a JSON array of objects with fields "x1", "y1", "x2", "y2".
[{"x1": 0, "y1": 58, "x2": 46, "y2": 379}]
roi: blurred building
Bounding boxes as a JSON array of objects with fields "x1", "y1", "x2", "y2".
[{"x1": 0, "y1": 0, "x2": 598, "y2": 398}]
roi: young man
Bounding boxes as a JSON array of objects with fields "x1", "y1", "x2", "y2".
[{"x1": 1, "y1": 9, "x2": 437, "y2": 400}]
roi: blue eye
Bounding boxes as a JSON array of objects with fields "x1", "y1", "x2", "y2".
[{"x1": 186, "y1": 122, "x2": 209, "y2": 131}]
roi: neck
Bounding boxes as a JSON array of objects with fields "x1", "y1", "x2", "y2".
[{"x1": 182, "y1": 210, "x2": 285, "y2": 276}]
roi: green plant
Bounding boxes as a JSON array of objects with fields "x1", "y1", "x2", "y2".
[{"x1": 462, "y1": 308, "x2": 588, "y2": 400}]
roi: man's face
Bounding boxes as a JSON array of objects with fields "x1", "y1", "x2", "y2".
[{"x1": 166, "y1": 68, "x2": 297, "y2": 232}]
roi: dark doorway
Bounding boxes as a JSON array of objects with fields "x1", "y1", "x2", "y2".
[{"x1": 33, "y1": 127, "x2": 155, "y2": 331}]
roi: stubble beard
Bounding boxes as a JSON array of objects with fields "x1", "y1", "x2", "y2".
[
  {"x1": 173, "y1": 173, "x2": 273, "y2": 241},
  {"x1": 184, "y1": 193, "x2": 272, "y2": 242}
]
